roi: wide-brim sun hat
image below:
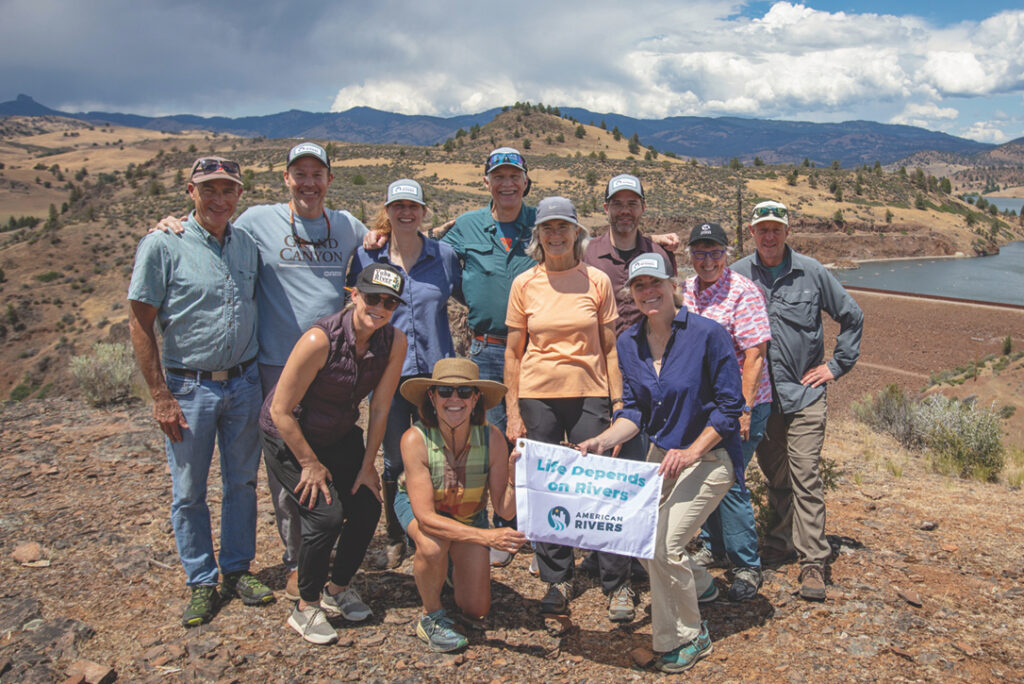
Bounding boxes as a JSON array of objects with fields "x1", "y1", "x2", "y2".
[{"x1": 400, "y1": 358, "x2": 507, "y2": 411}]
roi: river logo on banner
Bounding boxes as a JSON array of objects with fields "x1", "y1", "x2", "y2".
[{"x1": 547, "y1": 506, "x2": 570, "y2": 531}]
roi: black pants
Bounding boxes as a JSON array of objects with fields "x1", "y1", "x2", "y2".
[
  {"x1": 261, "y1": 428, "x2": 382, "y2": 603},
  {"x1": 520, "y1": 397, "x2": 630, "y2": 593}
]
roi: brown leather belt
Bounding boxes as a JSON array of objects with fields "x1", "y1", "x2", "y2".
[
  {"x1": 166, "y1": 357, "x2": 257, "y2": 382},
  {"x1": 473, "y1": 334, "x2": 506, "y2": 346}
]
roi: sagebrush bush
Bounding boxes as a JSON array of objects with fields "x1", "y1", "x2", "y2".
[
  {"x1": 852, "y1": 384, "x2": 919, "y2": 448},
  {"x1": 70, "y1": 342, "x2": 135, "y2": 406},
  {"x1": 914, "y1": 396, "x2": 1004, "y2": 482}
]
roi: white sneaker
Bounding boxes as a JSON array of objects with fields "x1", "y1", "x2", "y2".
[
  {"x1": 320, "y1": 585, "x2": 372, "y2": 622},
  {"x1": 288, "y1": 605, "x2": 338, "y2": 645}
]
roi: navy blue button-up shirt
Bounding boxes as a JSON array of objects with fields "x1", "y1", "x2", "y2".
[{"x1": 615, "y1": 307, "x2": 747, "y2": 488}]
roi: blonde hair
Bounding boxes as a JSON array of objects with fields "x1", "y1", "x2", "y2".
[{"x1": 525, "y1": 223, "x2": 590, "y2": 263}]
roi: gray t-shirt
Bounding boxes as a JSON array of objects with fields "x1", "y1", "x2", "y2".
[{"x1": 235, "y1": 203, "x2": 368, "y2": 366}]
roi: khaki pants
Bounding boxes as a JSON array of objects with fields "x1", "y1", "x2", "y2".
[
  {"x1": 756, "y1": 394, "x2": 830, "y2": 565},
  {"x1": 643, "y1": 444, "x2": 734, "y2": 652}
]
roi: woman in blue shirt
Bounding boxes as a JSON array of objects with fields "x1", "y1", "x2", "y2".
[
  {"x1": 349, "y1": 179, "x2": 462, "y2": 568},
  {"x1": 578, "y1": 252, "x2": 744, "y2": 674}
]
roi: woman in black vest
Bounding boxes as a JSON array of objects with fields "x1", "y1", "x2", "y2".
[{"x1": 259, "y1": 264, "x2": 408, "y2": 645}]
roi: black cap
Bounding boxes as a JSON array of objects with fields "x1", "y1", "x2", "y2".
[
  {"x1": 354, "y1": 264, "x2": 406, "y2": 304},
  {"x1": 688, "y1": 222, "x2": 729, "y2": 247}
]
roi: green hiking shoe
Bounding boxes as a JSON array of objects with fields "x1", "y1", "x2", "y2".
[
  {"x1": 656, "y1": 621, "x2": 713, "y2": 673},
  {"x1": 416, "y1": 608, "x2": 468, "y2": 653},
  {"x1": 182, "y1": 585, "x2": 220, "y2": 627},
  {"x1": 221, "y1": 571, "x2": 275, "y2": 606}
]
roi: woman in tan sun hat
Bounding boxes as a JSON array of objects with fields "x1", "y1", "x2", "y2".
[{"x1": 396, "y1": 358, "x2": 526, "y2": 653}]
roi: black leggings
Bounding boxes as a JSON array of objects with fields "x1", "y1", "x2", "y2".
[{"x1": 261, "y1": 428, "x2": 382, "y2": 603}]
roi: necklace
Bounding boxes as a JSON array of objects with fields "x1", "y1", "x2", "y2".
[
  {"x1": 440, "y1": 422, "x2": 472, "y2": 464},
  {"x1": 289, "y1": 203, "x2": 331, "y2": 247}
]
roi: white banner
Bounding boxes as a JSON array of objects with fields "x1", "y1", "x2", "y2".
[{"x1": 514, "y1": 438, "x2": 662, "y2": 559}]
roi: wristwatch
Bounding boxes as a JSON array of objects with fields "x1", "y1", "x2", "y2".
[{"x1": 742, "y1": 405, "x2": 752, "y2": 413}]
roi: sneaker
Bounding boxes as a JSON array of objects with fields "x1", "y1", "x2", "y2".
[
  {"x1": 607, "y1": 583, "x2": 636, "y2": 622},
  {"x1": 321, "y1": 585, "x2": 372, "y2": 621},
  {"x1": 181, "y1": 585, "x2": 219, "y2": 627},
  {"x1": 386, "y1": 540, "x2": 407, "y2": 569},
  {"x1": 798, "y1": 564, "x2": 827, "y2": 601},
  {"x1": 727, "y1": 567, "x2": 763, "y2": 602},
  {"x1": 489, "y1": 547, "x2": 514, "y2": 567},
  {"x1": 540, "y1": 581, "x2": 573, "y2": 615},
  {"x1": 416, "y1": 608, "x2": 468, "y2": 653},
  {"x1": 697, "y1": 582, "x2": 719, "y2": 604},
  {"x1": 656, "y1": 621, "x2": 713, "y2": 673},
  {"x1": 529, "y1": 555, "x2": 540, "y2": 576},
  {"x1": 283, "y1": 569, "x2": 299, "y2": 602},
  {"x1": 221, "y1": 571, "x2": 275, "y2": 606},
  {"x1": 288, "y1": 605, "x2": 338, "y2": 645},
  {"x1": 691, "y1": 546, "x2": 729, "y2": 569}
]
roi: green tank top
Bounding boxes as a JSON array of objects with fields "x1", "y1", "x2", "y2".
[{"x1": 402, "y1": 422, "x2": 490, "y2": 524}]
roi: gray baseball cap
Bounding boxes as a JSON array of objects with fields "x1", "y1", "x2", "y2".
[
  {"x1": 605, "y1": 174, "x2": 645, "y2": 201},
  {"x1": 626, "y1": 252, "x2": 671, "y2": 285},
  {"x1": 535, "y1": 196, "x2": 581, "y2": 226},
  {"x1": 386, "y1": 178, "x2": 425, "y2": 206},
  {"x1": 287, "y1": 142, "x2": 330, "y2": 170}
]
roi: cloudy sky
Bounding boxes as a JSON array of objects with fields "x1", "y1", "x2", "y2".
[{"x1": 2, "y1": 0, "x2": 1022, "y2": 143}]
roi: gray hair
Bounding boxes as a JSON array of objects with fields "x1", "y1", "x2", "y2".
[{"x1": 525, "y1": 222, "x2": 590, "y2": 263}]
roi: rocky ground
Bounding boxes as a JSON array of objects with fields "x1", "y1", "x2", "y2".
[{"x1": 2, "y1": 393, "x2": 1022, "y2": 684}]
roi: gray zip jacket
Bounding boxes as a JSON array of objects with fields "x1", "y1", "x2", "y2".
[{"x1": 732, "y1": 246, "x2": 863, "y2": 414}]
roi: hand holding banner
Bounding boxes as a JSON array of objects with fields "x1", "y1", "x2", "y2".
[{"x1": 514, "y1": 438, "x2": 662, "y2": 559}]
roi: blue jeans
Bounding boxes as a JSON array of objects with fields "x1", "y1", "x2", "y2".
[
  {"x1": 699, "y1": 402, "x2": 770, "y2": 569},
  {"x1": 467, "y1": 338, "x2": 515, "y2": 529},
  {"x1": 165, "y1": 364, "x2": 263, "y2": 586}
]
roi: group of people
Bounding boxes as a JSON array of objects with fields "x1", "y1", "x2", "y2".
[{"x1": 128, "y1": 141, "x2": 863, "y2": 672}]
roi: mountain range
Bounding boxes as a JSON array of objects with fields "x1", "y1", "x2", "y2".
[{"x1": 0, "y1": 93, "x2": 1000, "y2": 167}]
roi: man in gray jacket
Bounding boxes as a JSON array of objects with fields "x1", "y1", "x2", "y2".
[{"x1": 732, "y1": 200, "x2": 863, "y2": 601}]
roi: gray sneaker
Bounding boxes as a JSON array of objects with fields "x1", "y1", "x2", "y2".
[
  {"x1": 321, "y1": 585, "x2": 372, "y2": 621},
  {"x1": 416, "y1": 608, "x2": 468, "y2": 653},
  {"x1": 727, "y1": 566, "x2": 763, "y2": 602},
  {"x1": 288, "y1": 605, "x2": 338, "y2": 645},
  {"x1": 697, "y1": 582, "x2": 719, "y2": 604},
  {"x1": 607, "y1": 583, "x2": 636, "y2": 622},
  {"x1": 691, "y1": 545, "x2": 729, "y2": 569},
  {"x1": 540, "y1": 581, "x2": 573, "y2": 615}
]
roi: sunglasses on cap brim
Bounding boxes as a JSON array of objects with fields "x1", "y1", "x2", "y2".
[{"x1": 191, "y1": 158, "x2": 240, "y2": 176}]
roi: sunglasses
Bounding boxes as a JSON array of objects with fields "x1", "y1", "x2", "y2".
[
  {"x1": 191, "y1": 158, "x2": 241, "y2": 176},
  {"x1": 753, "y1": 206, "x2": 788, "y2": 219},
  {"x1": 691, "y1": 249, "x2": 726, "y2": 261},
  {"x1": 432, "y1": 386, "x2": 477, "y2": 399},
  {"x1": 485, "y1": 152, "x2": 526, "y2": 173},
  {"x1": 362, "y1": 292, "x2": 401, "y2": 310}
]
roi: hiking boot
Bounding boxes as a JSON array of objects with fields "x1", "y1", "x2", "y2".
[
  {"x1": 221, "y1": 571, "x2": 275, "y2": 606},
  {"x1": 181, "y1": 585, "x2": 219, "y2": 627},
  {"x1": 320, "y1": 585, "x2": 372, "y2": 621},
  {"x1": 760, "y1": 548, "x2": 799, "y2": 567},
  {"x1": 799, "y1": 564, "x2": 827, "y2": 601},
  {"x1": 656, "y1": 621, "x2": 713, "y2": 673},
  {"x1": 386, "y1": 540, "x2": 407, "y2": 569},
  {"x1": 697, "y1": 582, "x2": 719, "y2": 604},
  {"x1": 288, "y1": 604, "x2": 338, "y2": 645},
  {"x1": 284, "y1": 569, "x2": 299, "y2": 602},
  {"x1": 727, "y1": 566, "x2": 763, "y2": 602},
  {"x1": 540, "y1": 581, "x2": 573, "y2": 615},
  {"x1": 607, "y1": 583, "x2": 636, "y2": 622},
  {"x1": 416, "y1": 608, "x2": 468, "y2": 653},
  {"x1": 691, "y1": 545, "x2": 729, "y2": 569},
  {"x1": 489, "y1": 547, "x2": 514, "y2": 567}
]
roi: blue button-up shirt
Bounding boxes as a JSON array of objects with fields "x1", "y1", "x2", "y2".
[
  {"x1": 128, "y1": 213, "x2": 259, "y2": 371},
  {"x1": 349, "y1": 236, "x2": 462, "y2": 376},
  {"x1": 615, "y1": 307, "x2": 747, "y2": 488}
]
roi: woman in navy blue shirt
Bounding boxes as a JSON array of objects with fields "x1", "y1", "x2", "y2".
[{"x1": 578, "y1": 252, "x2": 744, "y2": 674}]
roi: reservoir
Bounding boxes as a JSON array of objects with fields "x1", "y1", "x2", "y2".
[{"x1": 836, "y1": 241, "x2": 1024, "y2": 307}]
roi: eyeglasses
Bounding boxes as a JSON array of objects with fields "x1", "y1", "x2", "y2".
[
  {"x1": 432, "y1": 386, "x2": 477, "y2": 399},
  {"x1": 362, "y1": 292, "x2": 401, "y2": 310},
  {"x1": 691, "y1": 249, "x2": 726, "y2": 261},
  {"x1": 752, "y1": 206, "x2": 788, "y2": 219},
  {"x1": 485, "y1": 152, "x2": 526, "y2": 173},
  {"x1": 191, "y1": 158, "x2": 241, "y2": 177}
]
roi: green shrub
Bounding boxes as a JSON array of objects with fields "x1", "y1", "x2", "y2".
[
  {"x1": 852, "y1": 384, "x2": 919, "y2": 448},
  {"x1": 1003, "y1": 335, "x2": 1013, "y2": 355},
  {"x1": 9, "y1": 383, "x2": 33, "y2": 401},
  {"x1": 914, "y1": 396, "x2": 1004, "y2": 482},
  {"x1": 35, "y1": 271, "x2": 61, "y2": 282},
  {"x1": 70, "y1": 342, "x2": 135, "y2": 406}
]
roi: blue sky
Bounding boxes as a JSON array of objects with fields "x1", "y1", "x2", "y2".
[{"x1": 1, "y1": 1, "x2": 1022, "y2": 143}]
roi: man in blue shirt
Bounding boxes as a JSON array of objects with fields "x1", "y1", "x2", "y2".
[
  {"x1": 732, "y1": 200, "x2": 863, "y2": 602},
  {"x1": 129, "y1": 158, "x2": 274, "y2": 627}
]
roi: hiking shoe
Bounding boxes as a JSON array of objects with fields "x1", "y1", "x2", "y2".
[
  {"x1": 182, "y1": 585, "x2": 219, "y2": 627},
  {"x1": 221, "y1": 571, "x2": 275, "y2": 606},
  {"x1": 727, "y1": 566, "x2": 763, "y2": 602},
  {"x1": 489, "y1": 547, "x2": 514, "y2": 567},
  {"x1": 540, "y1": 581, "x2": 573, "y2": 615},
  {"x1": 697, "y1": 582, "x2": 719, "y2": 604},
  {"x1": 386, "y1": 540, "x2": 407, "y2": 569},
  {"x1": 656, "y1": 621, "x2": 713, "y2": 673},
  {"x1": 288, "y1": 604, "x2": 338, "y2": 645},
  {"x1": 799, "y1": 564, "x2": 827, "y2": 601},
  {"x1": 691, "y1": 545, "x2": 729, "y2": 569},
  {"x1": 284, "y1": 569, "x2": 299, "y2": 602},
  {"x1": 416, "y1": 608, "x2": 468, "y2": 653},
  {"x1": 607, "y1": 583, "x2": 636, "y2": 622},
  {"x1": 321, "y1": 585, "x2": 372, "y2": 621}
]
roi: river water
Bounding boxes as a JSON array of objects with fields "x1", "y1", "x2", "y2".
[{"x1": 835, "y1": 241, "x2": 1024, "y2": 306}]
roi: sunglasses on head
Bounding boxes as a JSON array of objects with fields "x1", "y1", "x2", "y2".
[
  {"x1": 485, "y1": 152, "x2": 525, "y2": 173},
  {"x1": 191, "y1": 158, "x2": 240, "y2": 176},
  {"x1": 362, "y1": 292, "x2": 401, "y2": 310},
  {"x1": 432, "y1": 386, "x2": 477, "y2": 399},
  {"x1": 691, "y1": 249, "x2": 726, "y2": 261},
  {"x1": 753, "y1": 206, "x2": 787, "y2": 219}
]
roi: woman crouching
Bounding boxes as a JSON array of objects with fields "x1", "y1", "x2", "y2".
[{"x1": 397, "y1": 359, "x2": 526, "y2": 653}]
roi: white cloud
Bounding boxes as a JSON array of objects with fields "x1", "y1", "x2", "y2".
[
  {"x1": 890, "y1": 102, "x2": 960, "y2": 128},
  {"x1": 962, "y1": 121, "x2": 1008, "y2": 143}
]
